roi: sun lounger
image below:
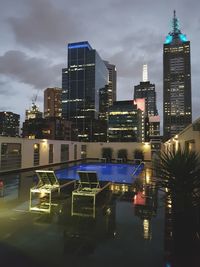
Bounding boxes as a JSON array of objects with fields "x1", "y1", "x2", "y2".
[
  {"x1": 29, "y1": 170, "x2": 75, "y2": 213},
  {"x1": 71, "y1": 171, "x2": 110, "y2": 218}
]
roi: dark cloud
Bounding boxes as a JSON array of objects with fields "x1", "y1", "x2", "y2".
[
  {"x1": 7, "y1": 0, "x2": 82, "y2": 52},
  {"x1": 0, "y1": 50, "x2": 62, "y2": 89}
]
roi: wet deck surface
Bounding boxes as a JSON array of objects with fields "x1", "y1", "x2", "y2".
[{"x1": 0, "y1": 170, "x2": 165, "y2": 267}]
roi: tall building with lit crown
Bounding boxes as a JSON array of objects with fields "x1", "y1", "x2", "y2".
[
  {"x1": 44, "y1": 87, "x2": 62, "y2": 118},
  {"x1": 134, "y1": 64, "x2": 160, "y2": 140},
  {"x1": 163, "y1": 11, "x2": 192, "y2": 140},
  {"x1": 62, "y1": 41, "x2": 108, "y2": 141},
  {"x1": 134, "y1": 64, "x2": 158, "y2": 117}
]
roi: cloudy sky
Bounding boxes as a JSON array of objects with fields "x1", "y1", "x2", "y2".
[{"x1": 0, "y1": 0, "x2": 200, "y2": 129}]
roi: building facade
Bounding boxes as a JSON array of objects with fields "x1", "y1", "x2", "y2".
[
  {"x1": 62, "y1": 41, "x2": 108, "y2": 141},
  {"x1": 22, "y1": 117, "x2": 72, "y2": 140},
  {"x1": 0, "y1": 112, "x2": 20, "y2": 137},
  {"x1": 108, "y1": 101, "x2": 142, "y2": 142},
  {"x1": 44, "y1": 87, "x2": 62, "y2": 118},
  {"x1": 163, "y1": 11, "x2": 192, "y2": 141},
  {"x1": 99, "y1": 62, "x2": 117, "y2": 122},
  {"x1": 103, "y1": 61, "x2": 117, "y2": 107},
  {"x1": 134, "y1": 64, "x2": 158, "y2": 117},
  {"x1": 134, "y1": 65, "x2": 160, "y2": 140}
]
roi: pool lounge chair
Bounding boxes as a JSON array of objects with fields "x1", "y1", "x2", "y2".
[
  {"x1": 29, "y1": 170, "x2": 75, "y2": 213},
  {"x1": 71, "y1": 171, "x2": 110, "y2": 218}
]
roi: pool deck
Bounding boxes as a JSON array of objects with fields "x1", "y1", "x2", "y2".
[{"x1": 0, "y1": 168, "x2": 166, "y2": 267}]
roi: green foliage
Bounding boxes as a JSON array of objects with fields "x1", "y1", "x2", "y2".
[
  {"x1": 102, "y1": 147, "x2": 113, "y2": 162},
  {"x1": 133, "y1": 149, "x2": 144, "y2": 160},
  {"x1": 117, "y1": 149, "x2": 128, "y2": 162},
  {"x1": 156, "y1": 149, "x2": 200, "y2": 207}
]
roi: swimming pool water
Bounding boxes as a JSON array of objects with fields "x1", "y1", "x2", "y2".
[{"x1": 56, "y1": 163, "x2": 144, "y2": 184}]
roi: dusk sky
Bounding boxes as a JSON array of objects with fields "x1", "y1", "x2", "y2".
[{"x1": 0, "y1": 0, "x2": 200, "y2": 129}]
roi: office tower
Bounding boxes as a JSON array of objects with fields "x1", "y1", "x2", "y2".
[
  {"x1": 99, "y1": 85, "x2": 109, "y2": 121},
  {"x1": 0, "y1": 111, "x2": 20, "y2": 137},
  {"x1": 134, "y1": 65, "x2": 160, "y2": 140},
  {"x1": 103, "y1": 61, "x2": 117, "y2": 106},
  {"x1": 108, "y1": 100, "x2": 143, "y2": 142},
  {"x1": 44, "y1": 87, "x2": 62, "y2": 118},
  {"x1": 99, "y1": 62, "x2": 117, "y2": 121},
  {"x1": 163, "y1": 11, "x2": 192, "y2": 140},
  {"x1": 62, "y1": 41, "x2": 108, "y2": 141},
  {"x1": 134, "y1": 64, "x2": 158, "y2": 117},
  {"x1": 133, "y1": 98, "x2": 147, "y2": 142}
]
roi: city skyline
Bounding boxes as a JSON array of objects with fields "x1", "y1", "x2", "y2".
[{"x1": 0, "y1": 0, "x2": 200, "y2": 131}]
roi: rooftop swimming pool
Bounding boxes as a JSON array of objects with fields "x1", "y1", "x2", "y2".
[{"x1": 56, "y1": 162, "x2": 144, "y2": 184}]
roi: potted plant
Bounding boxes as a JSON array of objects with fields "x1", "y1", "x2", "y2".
[
  {"x1": 133, "y1": 149, "x2": 144, "y2": 164},
  {"x1": 117, "y1": 149, "x2": 128, "y2": 163},
  {"x1": 101, "y1": 147, "x2": 113, "y2": 162}
]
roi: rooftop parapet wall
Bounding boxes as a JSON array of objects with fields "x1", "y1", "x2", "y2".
[{"x1": 0, "y1": 136, "x2": 152, "y2": 172}]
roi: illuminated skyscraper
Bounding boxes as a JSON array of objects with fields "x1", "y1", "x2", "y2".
[
  {"x1": 108, "y1": 100, "x2": 143, "y2": 142},
  {"x1": 163, "y1": 11, "x2": 192, "y2": 140},
  {"x1": 62, "y1": 41, "x2": 108, "y2": 141},
  {"x1": 103, "y1": 61, "x2": 117, "y2": 106},
  {"x1": 134, "y1": 64, "x2": 160, "y2": 140},
  {"x1": 44, "y1": 87, "x2": 62, "y2": 118},
  {"x1": 99, "y1": 61, "x2": 117, "y2": 121},
  {"x1": 134, "y1": 64, "x2": 158, "y2": 117}
]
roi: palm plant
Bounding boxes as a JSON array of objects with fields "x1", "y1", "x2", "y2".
[
  {"x1": 156, "y1": 149, "x2": 200, "y2": 210},
  {"x1": 155, "y1": 148, "x2": 200, "y2": 263}
]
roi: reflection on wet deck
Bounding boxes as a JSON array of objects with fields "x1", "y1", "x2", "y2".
[{"x1": 0, "y1": 169, "x2": 166, "y2": 267}]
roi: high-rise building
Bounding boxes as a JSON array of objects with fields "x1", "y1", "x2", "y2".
[
  {"x1": 62, "y1": 41, "x2": 108, "y2": 141},
  {"x1": 134, "y1": 65, "x2": 160, "y2": 140},
  {"x1": 44, "y1": 87, "x2": 62, "y2": 118},
  {"x1": 133, "y1": 98, "x2": 148, "y2": 142},
  {"x1": 108, "y1": 100, "x2": 143, "y2": 142},
  {"x1": 134, "y1": 64, "x2": 158, "y2": 117},
  {"x1": 163, "y1": 11, "x2": 192, "y2": 140},
  {"x1": 103, "y1": 61, "x2": 117, "y2": 106},
  {"x1": 0, "y1": 111, "x2": 20, "y2": 137},
  {"x1": 99, "y1": 62, "x2": 117, "y2": 121}
]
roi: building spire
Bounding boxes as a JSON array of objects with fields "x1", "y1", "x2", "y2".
[
  {"x1": 142, "y1": 64, "x2": 148, "y2": 82},
  {"x1": 165, "y1": 10, "x2": 188, "y2": 44},
  {"x1": 172, "y1": 10, "x2": 181, "y2": 34}
]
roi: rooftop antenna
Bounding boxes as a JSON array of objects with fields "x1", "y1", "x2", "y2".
[{"x1": 172, "y1": 10, "x2": 181, "y2": 35}]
